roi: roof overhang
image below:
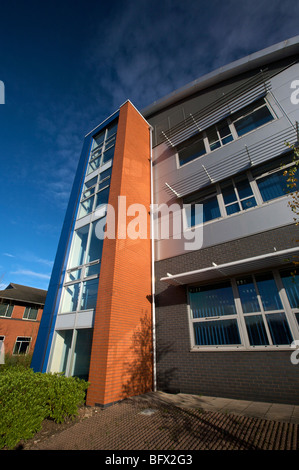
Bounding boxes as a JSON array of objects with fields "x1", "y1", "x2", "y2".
[{"x1": 160, "y1": 247, "x2": 299, "y2": 286}]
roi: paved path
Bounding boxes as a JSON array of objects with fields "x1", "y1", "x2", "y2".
[{"x1": 25, "y1": 392, "x2": 299, "y2": 451}]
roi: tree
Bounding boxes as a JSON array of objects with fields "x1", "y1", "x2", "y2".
[{"x1": 284, "y1": 141, "x2": 299, "y2": 272}]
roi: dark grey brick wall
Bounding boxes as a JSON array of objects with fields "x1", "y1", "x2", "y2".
[{"x1": 155, "y1": 224, "x2": 299, "y2": 405}]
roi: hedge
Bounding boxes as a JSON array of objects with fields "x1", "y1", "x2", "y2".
[{"x1": 0, "y1": 368, "x2": 89, "y2": 449}]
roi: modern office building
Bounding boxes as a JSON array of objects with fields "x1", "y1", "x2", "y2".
[{"x1": 32, "y1": 36, "x2": 299, "y2": 406}]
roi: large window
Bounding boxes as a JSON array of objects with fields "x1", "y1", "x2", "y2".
[
  {"x1": 189, "y1": 283, "x2": 241, "y2": 346},
  {"x1": 50, "y1": 328, "x2": 93, "y2": 381},
  {"x1": 78, "y1": 165, "x2": 112, "y2": 220},
  {"x1": 189, "y1": 268, "x2": 299, "y2": 350},
  {"x1": 184, "y1": 154, "x2": 297, "y2": 227},
  {"x1": 178, "y1": 98, "x2": 275, "y2": 166}
]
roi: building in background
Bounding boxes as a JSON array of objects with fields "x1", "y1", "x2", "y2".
[
  {"x1": 32, "y1": 36, "x2": 299, "y2": 406},
  {"x1": 0, "y1": 283, "x2": 47, "y2": 357}
]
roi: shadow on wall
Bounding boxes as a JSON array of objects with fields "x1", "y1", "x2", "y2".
[
  {"x1": 122, "y1": 312, "x2": 179, "y2": 398},
  {"x1": 155, "y1": 334, "x2": 179, "y2": 394},
  {"x1": 122, "y1": 313, "x2": 153, "y2": 398}
]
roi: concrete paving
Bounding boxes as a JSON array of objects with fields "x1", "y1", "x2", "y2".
[{"x1": 146, "y1": 391, "x2": 299, "y2": 424}]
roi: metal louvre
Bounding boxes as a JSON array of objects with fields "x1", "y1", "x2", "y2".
[
  {"x1": 164, "y1": 125, "x2": 297, "y2": 198},
  {"x1": 160, "y1": 69, "x2": 272, "y2": 147}
]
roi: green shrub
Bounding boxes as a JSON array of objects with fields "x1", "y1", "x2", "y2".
[
  {"x1": 0, "y1": 368, "x2": 89, "y2": 449},
  {"x1": 0, "y1": 353, "x2": 32, "y2": 371}
]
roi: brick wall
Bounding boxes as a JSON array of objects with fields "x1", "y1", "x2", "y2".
[
  {"x1": 155, "y1": 224, "x2": 299, "y2": 405},
  {"x1": 87, "y1": 102, "x2": 152, "y2": 407},
  {"x1": 0, "y1": 305, "x2": 43, "y2": 355}
]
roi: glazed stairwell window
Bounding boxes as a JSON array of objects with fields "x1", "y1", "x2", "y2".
[
  {"x1": 87, "y1": 121, "x2": 117, "y2": 175},
  {"x1": 178, "y1": 98, "x2": 275, "y2": 166}
]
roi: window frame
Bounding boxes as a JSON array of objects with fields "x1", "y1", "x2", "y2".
[
  {"x1": 0, "y1": 303, "x2": 14, "y2": 318},
  {"x1": 13, "y1": 336, "x2": 31, "y2": 355},
  {"x1": 87, "y1": 124, "x2": 117, "y2": 175},
  {"x1": 78, "y1": 163, "x2": 112, "y2": 220},
  {"x1": 188, "y1": 268, "x2": 299, "y2": 352},
  {"x1": 184, "y1": 155, "x2": 297, "y2": 228},
  {"x1": 177, "y1": 97, "x2": 276, "y2": 167},
  {"x1": 23, "y1": 306, "x2": 39, "y2": 321}
]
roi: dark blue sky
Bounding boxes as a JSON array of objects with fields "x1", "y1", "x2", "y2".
[{"x1": 0, "y1": 0, "x2": 299, "y2": 290}]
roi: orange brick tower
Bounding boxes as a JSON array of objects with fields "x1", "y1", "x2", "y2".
[{"x1": 86, "y1": 101, "x2": 152, "y2": 406}]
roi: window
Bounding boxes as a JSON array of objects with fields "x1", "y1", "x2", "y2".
[
  {"x1": 189, "y1": 282, "x2": 241, "y2": 346},
  {"x1": 280, "y1": 269, "x2": 299, "y2": 327},
  {"x1": 80, "y1": 278, "x2": 99, "y2": 311},
  {"x1": 68, "y1": 225, "x2": 89, "y2": 269},
  {"x1": 50, "y1": 328, "x2": 93, "y2": 380},
  {"x1": 61, "y1": 283, "x2": 80, "y2": 313},
  {"x1": 23, "y1": 307, "x2": 38, "y2": 320},
  {"x1": 220, "y1": 175, "x2": 257, "y2": 215},
  {"x1": 206, "y1": 120, "x2": 233, "y2": 151},
  {"x1": 78, "y1": 165, "x2": 112, "y2": 220},
  {"x1": 0, "y1": 303, "x2": 13, "y2": 318},
  {"x1": 82, "y1": 177, "x2": 97, "y2": 199},
  {"x1": 13, "y1": 337, "x2": 31, "y2": 355},
  {"x1": 252, "y1": 154, "x2": 297, "y2": 203},
  {"x1": 232, "y1": 100, "x2": 274, "y2": 137},
  {"x1": 184, "y1": 154, "x2": 296, "y2": 227},
  {"x1": 178, "y1": 98, "x2": 274, "y2": 166},
  {"x1": 185, "y1": 189, "x2": 221, "y2": 227},
  {"x1": 178, "y1": 136, "x2": 206, "y2": 166},
  {"x1": 189, "y1": 269, "x2": 298, "y2": 350},
  {"x1": 88, "y1": 121, "x2": 118, "y2": 174},
  {"x1": 86, "y1": 221, "x2": 104, "y2": 264},
  {"x1": 71, "y1": 328, "x2": 93, "y2": 381},
  {"x1": 95, "y1": 186, "x2": 110, "y2": 209}
]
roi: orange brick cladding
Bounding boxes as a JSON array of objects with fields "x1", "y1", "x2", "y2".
[{"x1": 86, "y1": 101, "x2": 152, "y2": 407}]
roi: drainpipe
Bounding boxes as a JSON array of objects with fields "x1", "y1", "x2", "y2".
[{"x1": 149, "y1": 125, "x2": 157, "y2": 392}]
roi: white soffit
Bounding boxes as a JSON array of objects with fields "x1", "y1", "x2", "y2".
[{"x1": 160, "y1": 247, "x2": 299, "y2": 285}]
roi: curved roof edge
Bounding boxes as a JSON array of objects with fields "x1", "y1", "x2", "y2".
[{"x1": 142, "y1": 35, "x2": 299, "y2": 118}]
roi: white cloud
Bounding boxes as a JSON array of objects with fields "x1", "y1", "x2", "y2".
[
  {"x1": 3, "y1": 253, "x2": 15, "y2": 258},
  {"x1": 85, "y1": 0, "x2": 299, "y2": 112},
  {"x1": 11, "y1": 269, "x2": 51, "y2": 280}
]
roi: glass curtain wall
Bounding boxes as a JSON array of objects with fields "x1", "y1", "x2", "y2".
[{"x1": 49, "y1": 119, "x2": 118, "y2": 378}]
